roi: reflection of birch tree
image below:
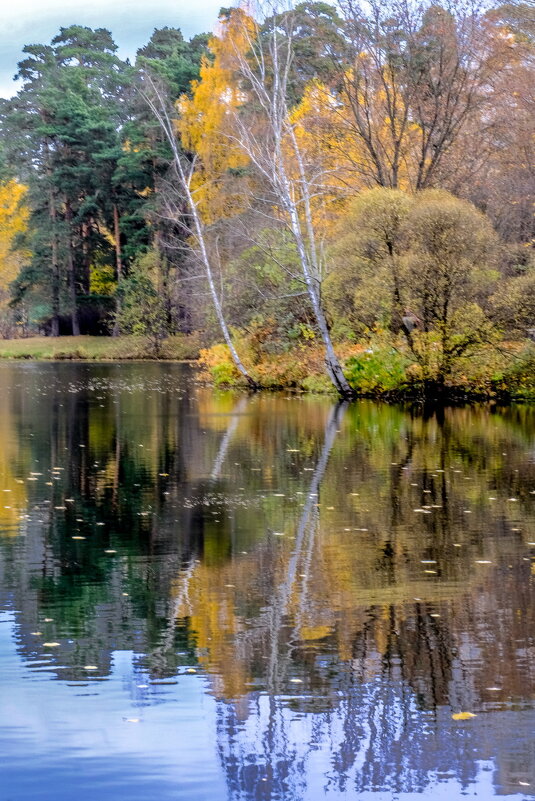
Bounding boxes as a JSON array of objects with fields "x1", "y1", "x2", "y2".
[
  {"x1": 210, "y1": 396, "x2": 250, "y2": 481},
  {"x1": 266, "y1": 401, "x2": 348, "y2": 689}
]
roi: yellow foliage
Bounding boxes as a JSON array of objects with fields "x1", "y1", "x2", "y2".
[
  {"x1": 0, "y1": 180, "x2": 29, "y2": 303},
  {"x1": 178, "y1": 10, "x2": 255, "y2": 222},
  {"x1": 90, "y1": 265, "x2": 116, "y2": 296}
]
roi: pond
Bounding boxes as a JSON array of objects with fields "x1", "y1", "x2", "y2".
[{"x1": 0, "y1": 361, "x2": 534, "y2": 800}]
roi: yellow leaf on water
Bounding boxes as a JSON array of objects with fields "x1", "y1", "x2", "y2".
[
  {"x1": 452, "y1": 712, "x2": 477, "y2": 720},
  {"x1": 42, "y1": 642, "x2": 60, "y2": 647}
]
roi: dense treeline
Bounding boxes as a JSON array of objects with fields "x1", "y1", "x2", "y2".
[{"x1": 0, "y1": 0, "x2": 533, "y2": 398}]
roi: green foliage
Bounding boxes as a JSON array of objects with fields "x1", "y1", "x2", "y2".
[
  {"x1": 495, "y1": 345, "x2": 535, "y2": 399},
  {"x1": 224, "y1": 228, "x2": 314, "y2": 351},
  {"x1": 345, "y1": 340, "x2": 410, "y2": 395},
  {"x1": 115, "y1": 257, "x2": 168, "y2": 357}
]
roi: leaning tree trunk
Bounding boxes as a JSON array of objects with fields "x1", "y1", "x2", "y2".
[{"x1": 141, "y1": 79, "x2": 258, "y2": 389}]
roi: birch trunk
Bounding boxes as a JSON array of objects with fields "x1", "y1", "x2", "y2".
[
  {"x1": 140, "y1": 78, "x2": 258, "y2": 389},
  {"x1": 229, "y1": 8, "x2": 356, "y2": 399}
]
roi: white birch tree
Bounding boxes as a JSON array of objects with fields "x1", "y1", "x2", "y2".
[
  {"x1": 139, "y1": 72, "x2": 258, "y2": 388},
  {"x1": 222, "y1": 3, "x2": 357, "y2": 398}
]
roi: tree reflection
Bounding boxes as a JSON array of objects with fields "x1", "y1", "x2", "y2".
[{"x1": 0, "y1": 363, "x2": 534, "y2": 796}]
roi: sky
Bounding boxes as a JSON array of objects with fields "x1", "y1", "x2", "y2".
[{"x1": 0, "y1": 0, "x2": 225, "y2": 98}]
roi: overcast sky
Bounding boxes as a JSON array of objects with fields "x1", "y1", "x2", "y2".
[{"x1": 0, "y1": 0, "x2": 225, "y2": 98}]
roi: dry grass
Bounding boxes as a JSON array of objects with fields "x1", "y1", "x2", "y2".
[{"x1": 0, "y1": 334, "x2": 201, "y2": 361}]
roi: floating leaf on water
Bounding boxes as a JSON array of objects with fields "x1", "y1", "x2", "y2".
[
  {"x1": 44, "y1": 618, "x2": 53, "y2": 622},
  {"x1": 72, "y1": 536, "x2": 85, "y2": 540},
  {"x1": 83, "y1": 665, "x2": 98, "y2": 670},
  {"x1": 43, "y1": 642, "x2": 60, "y2": 647},
  {"x1": 104, "y1": 550, "x2": 116, "y2": 554},
  {"x1": 486, "y1": 687, "x2": 502, "y2": 691},
  {"x1": 475, "y1": 560, "x2": 492, "y2": 564},
  {"x1": 290, "y1": 678, "x2": 303, "y2": 684},
  {"x1": 452, "y1": 712, "x2": 477, "y2": 720},
  {"x1": 185, "y1": 668, "x2": 197, "y2": 674},
  {"x1": 124, "y1": 718, "x2": 140, "y2": 723}
]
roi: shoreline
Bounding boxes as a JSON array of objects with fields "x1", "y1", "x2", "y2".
[{"x1": 0, "y1": 334, "x2": 533, "y2": 403}]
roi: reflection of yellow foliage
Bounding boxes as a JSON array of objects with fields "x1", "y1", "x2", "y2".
[
  {"x1": 174, "y1": 560, "x2": 252, "y2": 699},
  {"x1": 299, "y1": 625, "x2": 332, "y2": 641},
  {"x1": 0, "y1": 391, "x2": 27, "y2": 534}
]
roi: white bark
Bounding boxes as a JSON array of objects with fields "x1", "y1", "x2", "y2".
[
  {"x1": 140, "y1": 75, "x2": 257, "y2": 388},
  {"x1": 227, "y1": 6, "x2": 356, "y2": 398}
]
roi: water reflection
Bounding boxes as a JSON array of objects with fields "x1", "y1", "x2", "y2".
[{"x1": 0, "y1": 362, "x2": 534, "y2": 799}]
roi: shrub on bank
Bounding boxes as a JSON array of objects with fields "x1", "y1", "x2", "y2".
[
  {"x1": 198, "y1": 333, "x2": 534, "y2": 400},
  {"x1": 493, "y1": 345, "x2": 535, "y2": 400}
]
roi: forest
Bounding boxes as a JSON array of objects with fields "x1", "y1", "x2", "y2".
[{"x1": 0, "y1": 0, "x2": 533, "y2": 399}]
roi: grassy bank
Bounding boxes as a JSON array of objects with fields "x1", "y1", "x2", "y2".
[{"x1": 0, "y1": 334, "x2": 201, "y2": 361}]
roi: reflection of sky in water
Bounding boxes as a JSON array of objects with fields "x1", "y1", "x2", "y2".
[
  {"x1": 1, "y1": 610, "x2": 534, "y2": 800},
  {"x1": 0, "y1": 363, "x2": 534, "y2": 799},
  {"x1": 0, "y1": 613, "x2": 223, "y2": 801}
]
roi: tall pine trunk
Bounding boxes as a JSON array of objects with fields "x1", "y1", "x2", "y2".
[
  {"x1": 49, "y1": 191, "x2": 60, "y2": 338},
  {"x1": 112, "y1": 204, "x2": 122, "y2": 338},
  {"x1": 65, "y1": 199, "x2": 80, "y2": 336}
]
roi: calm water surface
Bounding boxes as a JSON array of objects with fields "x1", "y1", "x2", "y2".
[{"x1": 0, "y1": 362, "x2": 534, "y2": 801}]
